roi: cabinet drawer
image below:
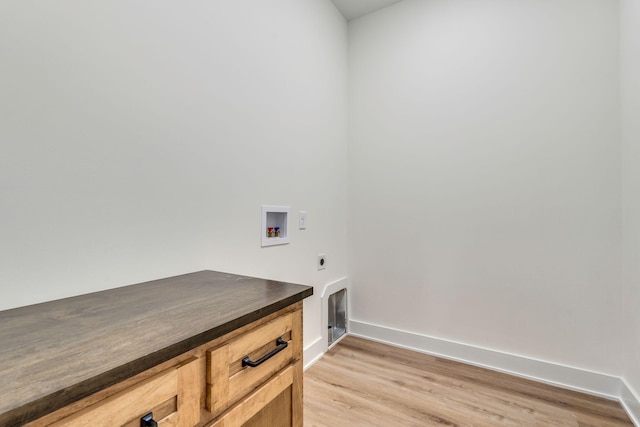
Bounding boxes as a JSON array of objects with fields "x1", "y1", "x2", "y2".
[
  {"x1": 206, "y1": 311, "x2": 299, "y2": 417},
  {"x1": 49, "y1": 357, "x2": 200, "y2": 427}
]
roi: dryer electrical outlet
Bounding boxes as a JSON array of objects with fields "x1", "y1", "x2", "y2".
[{"x1": 317, "y1": 254, "x2": 326, "y2": 270}]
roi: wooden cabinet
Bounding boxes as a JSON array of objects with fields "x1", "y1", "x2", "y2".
[
  {"x1": 0, "y1": 271, "x2": 312, "y2": 427},
  {"x1": 27, "y1": 302, "x2": 304, "y2": 427}
]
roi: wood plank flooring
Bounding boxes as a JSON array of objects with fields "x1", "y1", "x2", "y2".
[{"x1": 304, "y1": 336, "x2": 633, "y2": 426}]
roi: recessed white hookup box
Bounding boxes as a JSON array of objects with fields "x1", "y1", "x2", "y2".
[{"x1": 261, "y1": 205, "x2": 290, "y2": 247}]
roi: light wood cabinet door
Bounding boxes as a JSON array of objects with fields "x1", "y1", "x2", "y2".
[{"x1": 206, "y1": 360, "x2": 302, "y2": 427}]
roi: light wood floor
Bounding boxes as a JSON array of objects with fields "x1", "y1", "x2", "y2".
[{"x1": 304, "y1": 336, "x2": 633, "y2": 427}]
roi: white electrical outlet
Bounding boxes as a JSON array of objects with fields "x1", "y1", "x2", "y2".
[
  {"x1": 318, "y1": 254, "x2": 326, "y2": 270},
  {"x1": 299, "y1": 211, "x2": 307, "y2": 229}
]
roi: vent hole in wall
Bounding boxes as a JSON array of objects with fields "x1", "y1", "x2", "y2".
[{"x1": 328, "y1": 288, "x2": 347, "y2": 346}]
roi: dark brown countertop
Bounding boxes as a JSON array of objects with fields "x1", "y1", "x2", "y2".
[{"x1": 0, "y1": 270, "x2": 313, "y2": 427}]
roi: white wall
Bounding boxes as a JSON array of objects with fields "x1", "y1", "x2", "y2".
[
  {"x1": 621, "y1": 0, "x2": 640, "y2": 411},
  {"x1": 349, "y1": 0, "x2": 622, "y2": 375},
  {"x1": 0, "y1": 0, "x2": 349, "y2": 353}
]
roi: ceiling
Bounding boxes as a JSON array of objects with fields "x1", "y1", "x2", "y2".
[{"x1": 331, "y1": 0, "x2": 404, "y2": 21}]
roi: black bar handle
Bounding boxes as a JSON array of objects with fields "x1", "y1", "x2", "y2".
[
  {"x1": 242, "y1": 337, "x2": 288, "y2": 368},
  {"x1": 141, "y1": 412, "x2": 158, "y2": 427}
]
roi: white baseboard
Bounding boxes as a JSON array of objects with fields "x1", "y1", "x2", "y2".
[
  {"x1": 621, "y1": 380, "x2": 640, "y2": 426},
  {"x1": 303, "y1": 335, "x2": 325, "y2": 371},
  {"x1": 349, "y1": 319, "x2": 622, "y2": 400}
]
